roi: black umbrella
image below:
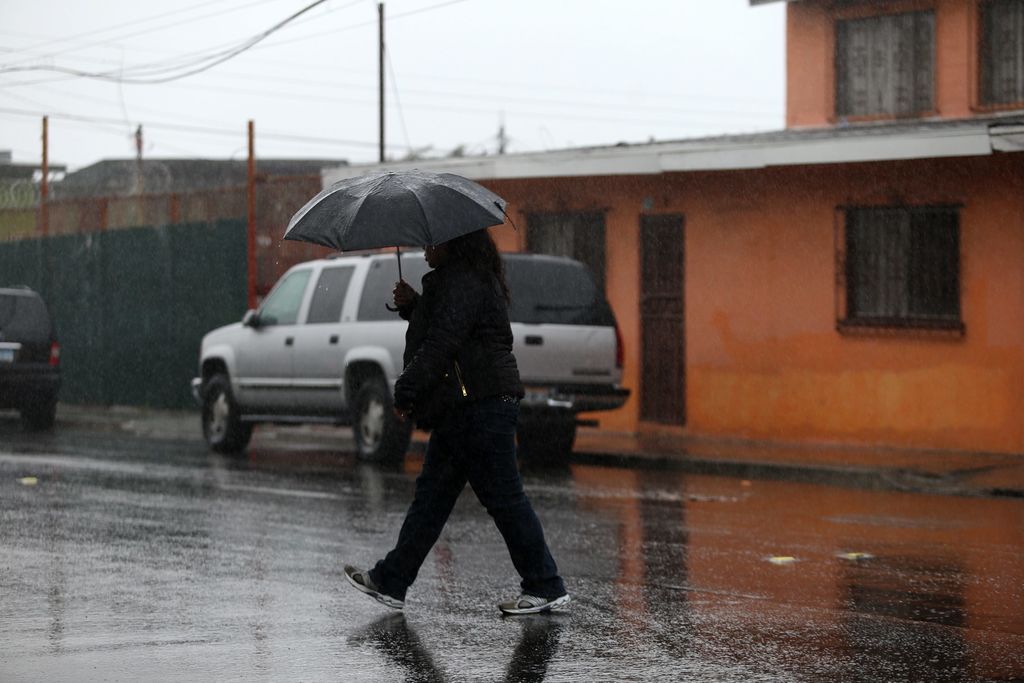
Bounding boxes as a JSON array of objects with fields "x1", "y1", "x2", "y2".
[{"x1": 284, "y1": 169, "x2": 508, "y2": 279}]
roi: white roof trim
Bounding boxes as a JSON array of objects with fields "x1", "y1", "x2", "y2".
[
  {"x1": 991, "y1": 125, "x2": 1024, "y2": 152},
  {"x1": 321, "y1": 122, "x2": 1009, "y2": 186},
  {"x1": 659, "y1": 126, "x2": 993, "y2": 171}
]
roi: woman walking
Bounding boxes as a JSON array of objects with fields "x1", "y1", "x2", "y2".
[{"x1": 344, "y1": 230, "x2": 569, "y2": 615}]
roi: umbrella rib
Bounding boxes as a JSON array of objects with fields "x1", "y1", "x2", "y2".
[
  {"x1": 415, "y1": 195, "x2": 433, "y2": 245},
  {"x1": 394, "y1": 172, "x2": 434, "y2": 246},
  {"x1": 354, "y1": 174, "x2": 393, "y2": 244},
  {"x1": 345, "y1": 190, "x2": 377, "y2": 249}
]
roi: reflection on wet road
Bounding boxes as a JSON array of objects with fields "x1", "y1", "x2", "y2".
[{"x1": 1, "y1": 421, "x2": 1022, "y2": 681}]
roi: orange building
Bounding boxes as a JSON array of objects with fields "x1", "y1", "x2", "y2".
[{"x1": 324, "y1": 0, "x2": 1024, "y2": 455}]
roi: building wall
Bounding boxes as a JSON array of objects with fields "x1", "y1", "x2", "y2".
[
  {"x1": 486, "y1": 151, "x2": 1024, "y2": 454},
  {"x1": 786, "y1": 0, "x2": 984, "y2": 128},
  {"x1": 686, "y1": 155, "x2": 1023, "y2": 453}
]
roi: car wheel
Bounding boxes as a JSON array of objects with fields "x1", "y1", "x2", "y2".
[
  {"x1": 202, "y1": 373, "x2": 253, "y2": 454},
  {"x1": 353, "y1": 376, "x2": 411, "y2": 462},
  {"x1": 517, "y1": 414, "x2": 577, "y2": 462},
  {"x1": 21, "y1": 396, "x2": 57, "y2": 431}
]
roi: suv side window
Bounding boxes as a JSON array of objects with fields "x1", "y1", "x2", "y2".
[
  {"x1": 259, "y1": 270, "x2": 311, "y2": 326},
  {"x1": 307, "y1": 265, "x2": 354, "y2": 324},
  {"x1": 358, "y1": 256, "x2": 431, "y2": 321},
  {"x1": 0, "y1": 295, "x2": 14, "y2": 328}
]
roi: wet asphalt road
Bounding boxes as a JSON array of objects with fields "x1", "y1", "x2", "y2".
[{"x1": 1, "y1": 416, "x2": 1023, "y2": 682}]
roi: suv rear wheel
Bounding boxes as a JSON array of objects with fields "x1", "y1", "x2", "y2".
[
  {"x1": 353, "y1": 376, "x2": 412, "y2": 463},
  {"x1": 516, "y1": 414, "x2": 577, "y2": 462},
  {"x1": 202, "y1": 373, "x2": 253, "y2": 454},
  {"x1": 21, "y1": 395, "x2": 57, "y2": 431}
]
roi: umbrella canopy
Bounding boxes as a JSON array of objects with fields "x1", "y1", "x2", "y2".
[{"x1": 283, "y1": 169, "x2": 508, "y2": 252}]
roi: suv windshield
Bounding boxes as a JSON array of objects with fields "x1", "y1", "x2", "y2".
[
  {"x1": 504, "y1": 256, "x2": 614, "y2": 326},
  {"x1": 259, "y1": 270, "x2": 311, "y2": 325}
]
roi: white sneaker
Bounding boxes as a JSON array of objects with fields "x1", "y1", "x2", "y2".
[
  {"x1": 498, "y1": 593, "x2": 571, "y2": 615},
  {"x1": 344, "y1": 565, "x2": 404, "y2": 610}
]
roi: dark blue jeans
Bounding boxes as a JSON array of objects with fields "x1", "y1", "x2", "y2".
[{"x1": 369, "y1": 397, "x2": 566, "y2": 601}]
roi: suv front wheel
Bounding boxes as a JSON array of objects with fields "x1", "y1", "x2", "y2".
[
  {"x1": 353, "y1": 377, "x2": 412, "y2": 463},
  {"x1": 202, "y1": 373, "x2": 253, "y2": 454}
]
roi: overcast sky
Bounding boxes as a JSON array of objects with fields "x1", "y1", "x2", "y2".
[{"x1": 0, "y1": 0, "x2": 786, "y2": 172}]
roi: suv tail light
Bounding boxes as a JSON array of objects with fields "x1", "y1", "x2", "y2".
[
  {"x1": 614, "y1": 322, "x2": 624, "y2": 369},
  {"x1": 49, "y1": 341, "x2": 61, "y2": 367}
]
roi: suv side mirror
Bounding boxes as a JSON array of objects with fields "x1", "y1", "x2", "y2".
[{"x1": 242, "y1": 309, "x2": 261, "y2": 328}]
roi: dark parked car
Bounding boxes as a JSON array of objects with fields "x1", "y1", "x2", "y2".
[{"x1": 0, "y1": 286, "x2": 61, "y2": 430}]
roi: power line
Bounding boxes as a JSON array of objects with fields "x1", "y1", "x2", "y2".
[
  {"x1": 88, "y1": 76, "x2": 779, "y2": 129},
  {"x1": 386, "y1": 48, "x2": 413, "y2": 155},
  {"x1": 93, "y1": 0, "x2": 363, "y2": 80},
  {"x1": 4, "y1": 48, "x2": 782, "y2": 114},
  {"x1": 0, "y1": 2, "x2": 784, "y2": 165},
  {"x1": 0, "y1": 0, "x2": 334, "y2": 84},
  {"x1": 3, "y1": 5, "x2": 780, "y2": 112},
  {"x1": 8, "y1": 75, "x2": 779, "y2": 137},
  {"x1": 0, "y1": 0, "x2": 469, "y2": 86},
  {"x1": 0, "y1": 106, "x2": 409, "y2": 150},
  {"x1": 6, "y1": 0, "x2": 253, "y2": 61},
  {"x1": 7, "y1": 0, "x2": 359, "y2": 61},
  {"x1": 168, "y1": 62, "x2": 784, "y2": 117},
  {"x1": 240, "y1": 0, "x2": 469, "y2": 50},
  {"x1": 0, "y1": 0, "x2": 290, "y2": 83},
  {"x1": 3, "y1": 46, "x2": 781, "y2": 121}
]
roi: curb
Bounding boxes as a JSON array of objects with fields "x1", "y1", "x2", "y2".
[
  {"x1": 48, "y1": 405, "x2": 1024, "y2": 500},
  {"x1": 567, "y1": 449, "x2": 1024, "y2": 500}
]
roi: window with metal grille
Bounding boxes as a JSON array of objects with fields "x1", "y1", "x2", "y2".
[
  {"x1": 842, "y1": 206, "x2": 962, "y2": 331},
  {"x1": 835, "y1": 10, "x2": 935, "y2": 117},
  {"x1": 525, "y1": 212, "x2": 606, "y2": 292},
  {"x1": 980, "y1": 0, "x2": 1024, "y2": 105}
]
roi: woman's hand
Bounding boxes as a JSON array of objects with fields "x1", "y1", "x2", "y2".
[{"x1": 393, "y1": 280, "x2": 416, "y2": 309}]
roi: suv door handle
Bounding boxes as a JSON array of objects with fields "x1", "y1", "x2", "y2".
[
  {"x1": 329, "y1": 335, "x2": 339, "y2": 344},
  {"x1": 525, "y1": 335, "x2": 543, "y2": 346},
  {"x1": 285, "y1": 337, "x2": 294, "y2": 346}
]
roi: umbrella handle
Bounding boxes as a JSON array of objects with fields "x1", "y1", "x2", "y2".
[{"x1": 385, "y1": 246, "x2": 403, "y2": 312}]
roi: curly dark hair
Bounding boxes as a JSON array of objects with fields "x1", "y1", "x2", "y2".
[{"x1": 444, "y1": 229, "x2": 510, "y2": 302}]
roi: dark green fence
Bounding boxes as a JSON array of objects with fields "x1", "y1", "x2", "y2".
[{"x1": 0, "y1": 219, "x2": 248, "y2": 409}]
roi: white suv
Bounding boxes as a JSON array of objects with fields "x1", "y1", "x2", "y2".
[{"x1": 192, "y1": 251, "x2": 628, "y2": 462}]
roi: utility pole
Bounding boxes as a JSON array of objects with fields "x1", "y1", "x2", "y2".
[
  {"x1": 247, "y1": 120, "x2": 257, "y2": 310},
  {"x1": 498, "y1": 113, "x2": 507, "y2": 154},
  {"x1": 40, "y1": 116, "x2": 49, "y2": 237},
  {"x1": 134, "y1": 124, "x2": 144, "y2": 195},
  {"x1": 378, "y1": 2, "x2": 385, "y2": 163}
]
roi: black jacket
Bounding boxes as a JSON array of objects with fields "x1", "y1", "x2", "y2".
[{"x1": 394, "y1": 262, "x2": 523, "y2": 425}]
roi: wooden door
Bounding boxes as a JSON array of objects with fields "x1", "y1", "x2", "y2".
[{"x1": 640, "y1": 215, "x2": 685, "y2": 425}]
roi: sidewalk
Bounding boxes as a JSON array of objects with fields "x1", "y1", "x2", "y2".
[
  {"x1": 54, "y1": 404, "x2": 1024, "y2": 499},
  {"x1": 573, "y1": 428, "x2": 1024, "y2": 499}
]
